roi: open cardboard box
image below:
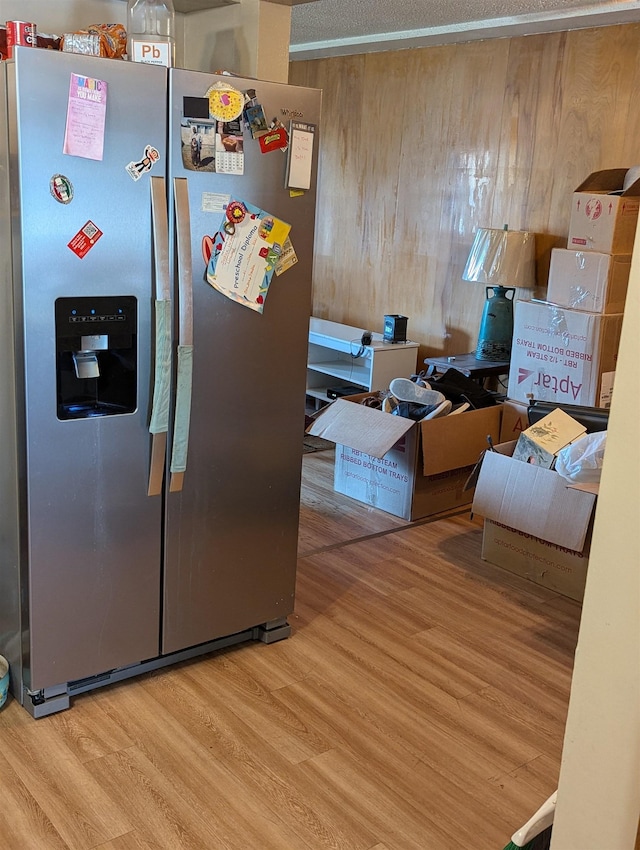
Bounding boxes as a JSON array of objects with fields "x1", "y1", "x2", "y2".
[
  {"x1": 471, "y1": 441, "x2": 598, "y2": 600},
  {"x1": 567, "y1": 168, "x2": 640, "y2": 254},
  {"x1": 307, "y1": 393, "x2": 502, "y2": 521}
]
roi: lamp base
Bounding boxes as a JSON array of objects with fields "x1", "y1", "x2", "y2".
[
  {"x1": 475, "y1": 339, "x2": 511, "y2": 361},
  {"x1": 475, "y1": 285, "x2": 515, "y2": 362}
]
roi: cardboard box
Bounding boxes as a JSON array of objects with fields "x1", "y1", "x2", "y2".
[
  {"x1": 507, "y1": 299, "x2": 623, "y2": 407},
  {"x1": 481, "y1": 520, "x2": 591, "y2": 601},
  {"x1": 512, "y1": 407, "x2": 586, "y2": 468},
  {"x1": 547, "y1": 248, "x2": 631, "y2": 314},
  {"x1": 567, "y1": 168, "x2": 640, "y2": 254},
  {"x1": 472, "y1": 443, "x2": 596, "y2": 550},
  {"x1": 498, "y1": 398, "x2": 529, "y2": 443},
  {"x1": 472, "y1": 442, "x2": 597, "y2": 600},
  {"x1": 307, "y1": 395, "x2": 502, "y2": 520}
]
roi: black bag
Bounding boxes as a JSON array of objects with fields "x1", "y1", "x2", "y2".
[
  {"x1": 426, "y1": 368, "x2": 497, "y2": 409},
  {"x1": 391, "y1": 401, "x2": 439, "y2": 421}
]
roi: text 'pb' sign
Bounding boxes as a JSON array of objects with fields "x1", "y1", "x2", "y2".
[{"x1": 130, "y1": 41, "x2": 172, "y2": 67}]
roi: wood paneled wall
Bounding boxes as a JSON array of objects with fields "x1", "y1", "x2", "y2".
[{"x1": 290, "y1": 24, "x2": 640, "y2": 362}]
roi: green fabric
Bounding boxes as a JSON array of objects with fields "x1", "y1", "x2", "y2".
[
  {"x1": 149, "y1": 300, "x2": 172, "y2": 435},
  {"x1": 170, "y1": 344, "x2": 194, "y2": 474}
]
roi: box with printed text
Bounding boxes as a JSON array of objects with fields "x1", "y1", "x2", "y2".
[
  {"x1": 498, "y1": 398, "x2": 529, "y2": 443},
  {"x1": 307, "y1": 394, "x2": 502, "y2": 521},
  {"x1": 481, "y1": 520, "x2": 591, "y2": 601},
  {"x1": 567, "y1": 169, "x2": 640, "y2": 254},
  {"x1": 507, "y1": 299, "x2": 623, "y2": 407}
]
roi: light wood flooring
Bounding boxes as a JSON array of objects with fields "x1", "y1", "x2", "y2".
[{"x1": 0, "y1": 447, "x2": 581, "y2": 850}]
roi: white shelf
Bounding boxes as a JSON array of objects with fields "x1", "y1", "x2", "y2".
[
  {"x1": 306, "y1": 317, "x2": 419, "y2": 404},
  {"x1": 307, "y1": 360, "x2": 370, "y2": 383}
]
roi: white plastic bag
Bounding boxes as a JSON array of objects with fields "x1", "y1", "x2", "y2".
[{"x1": 555, "y1": 431, "x2": 607, "y2": 484}]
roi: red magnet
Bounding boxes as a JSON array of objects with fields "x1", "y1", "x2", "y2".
[
  {"x1": 68, "y1": 220, "x2": 103, "y2": 259},
  {"x1": 226, "y1": 201, "x2": 246, "y2": 224}
]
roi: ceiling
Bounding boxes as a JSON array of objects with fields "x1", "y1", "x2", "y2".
[
  {"x1": 287, "y1": 0, "x2": 640, "y2": 60},
  {"x1": 171, "y1": 0, "x2": 640, "y2": 60}
]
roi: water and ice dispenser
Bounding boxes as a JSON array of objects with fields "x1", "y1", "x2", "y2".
[{"x1": 55, "y1": 296, "x2": 137, "y2": 420}]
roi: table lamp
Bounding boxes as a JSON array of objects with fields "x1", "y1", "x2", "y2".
[{"x1": 462, "y1": 225, "x2": 535, "y2": 361}]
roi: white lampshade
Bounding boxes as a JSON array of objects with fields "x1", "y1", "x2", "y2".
[{"x1": 462, "y1": 227, "x2": 535, "y2": 289}]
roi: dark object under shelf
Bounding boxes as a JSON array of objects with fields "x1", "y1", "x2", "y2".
[{"x1": 326, "y1": 385, "x2": 363, "y2": 399}]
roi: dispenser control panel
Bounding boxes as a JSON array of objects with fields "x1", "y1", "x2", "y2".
[
  {"x1": 56, "y1": 297, "x2": 136, "y2": 345},
  {"x1": 69, "y1": 313, "x2": 127, "y2": 323}
]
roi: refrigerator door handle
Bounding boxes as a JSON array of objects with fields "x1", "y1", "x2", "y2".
[
  {"x1": 148, "y1": 176, "x2": 172, "y2": 497},
  {"x1": 169, "y1": 177, "x2": 194, "y2": 493}
]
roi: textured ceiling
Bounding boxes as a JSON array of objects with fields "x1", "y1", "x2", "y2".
[
  {"x1": 174, "y1": 0, "x2": 238, "y2": 11},
  {"x1": 289, "y1": 0, "x2": 640, "y2": 59}
]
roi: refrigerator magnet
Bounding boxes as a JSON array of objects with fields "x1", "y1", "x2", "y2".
[
  {"x1": 50, "y1": 174, "x2": 74, "y2": 204},
  {"x1": 274, "y1": 237, "x2": 298, "y2": 276},
  {"x1": 68, "y1": 220, "x2": 104, "y2": 259},
  {"x1": 225, "y1": 200, "x2": 246, "y2": 227},
  {"x1": 258, "y1": 126, "x2": 289, "y2": 154},
  {"x1": 206, "y1": 83, "x2": 244, "y2": 122},
  {"x1": 183, "y1": 96, "x2": 209, "y2": 120},
  {"x1": 245, "y1": 103, "x2": 268, "y2": 139},
  {"x1": 286, "y1": 122, "x2": 315, "y2": 190},
  {"x1": 125, "y1": 145, "x2": 160, "y2": 181},
  {"x1": 244, "y1": 88, "x2": 258, "y2": 108}
]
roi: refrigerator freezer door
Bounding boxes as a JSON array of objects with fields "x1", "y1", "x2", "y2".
[
  {"x1": 162, "y1": 70, "x2": 321, "y2": 653},
  {"x1": 7, "y1": 49, "x2": 168, "y2": 692}
]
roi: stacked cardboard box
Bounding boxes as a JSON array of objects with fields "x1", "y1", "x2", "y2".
[
  {"x1": 508, "y1": 168, "x2": 637, "y2": 409},
  {"x1": 482, "y1": 169, "x2": 638, "y2": 597},
  {"x1": 506, "y1": 300, "x2": 622, "y2": 408}
]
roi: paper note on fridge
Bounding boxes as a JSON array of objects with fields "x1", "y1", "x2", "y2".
[
  {"x1": 63, "y1": 73, "x2": 108, "y2": 161},
  {"x1": 286, "y1": 122, "x2": 315, "y2": 190},
  {"x1": 205, "y1": 199, "x2": 290, "y2": 313},
  {"x1": 275, "y1": 237, "x2": 298, "y2": 276}
]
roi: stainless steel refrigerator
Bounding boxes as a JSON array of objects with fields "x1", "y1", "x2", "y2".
[{"x1": 0, "y1": 47, "x2": 321, "y2": 717}]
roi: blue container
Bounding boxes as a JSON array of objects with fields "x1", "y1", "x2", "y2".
[{"x1": 476, "y1": 286, "x2": 515, "y2": 361}]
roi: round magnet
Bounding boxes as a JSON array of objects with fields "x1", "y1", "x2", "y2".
[
  {"x1": 206, "y1": 83, "x2": 244, "y2": 122},
  {"x1": 226, "y1": 201, "x2": 246, "y2": 225},
  {"x1": 50, "y1": 174, "x2": 74, "y2": 204}
]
